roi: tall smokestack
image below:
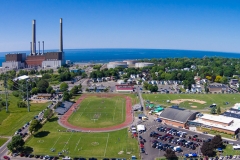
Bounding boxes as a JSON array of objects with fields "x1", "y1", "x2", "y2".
[
  {"x1": 60, "y1": 18, "x2": 63, "y2": 52},
  {"x1": 30, "y1": 42, "x2": 32, "y2": 55},
  {"x1": 38, "y1": 41, "x2": 40, "y2": 55},
  {"x1": 42, "y1": 41, "x2": 44, "y2": 55},
  {"x1": 32, "y1": 20, "x2": 36, "y2": 55}
]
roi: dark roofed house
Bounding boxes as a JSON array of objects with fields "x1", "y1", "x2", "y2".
[
  {"x1": 55, "y1": 101, "x2": 73, "y2": 115},
  {"x1": 160, "y1": 108, "x2": 197, "y2": 128},
  {"x1": 208, "y1": 83, "x2": 228, "y2": 93}
]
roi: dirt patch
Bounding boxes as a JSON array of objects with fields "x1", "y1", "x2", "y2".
[
  {"x1": 191, "y1": 106, "x2": 197, "y2": 108},
  {"x1": 171, "y1": 99, "x2": 206, "y2": 104}
]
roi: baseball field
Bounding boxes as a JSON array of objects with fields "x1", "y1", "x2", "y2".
[
  {"x1": 67, "y1": 96, "x2": 126, "y2": 128},
  {"x1": 142, "y1": 93, "x2": 240, "y2": 111}
]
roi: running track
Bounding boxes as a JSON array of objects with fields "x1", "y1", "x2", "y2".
[{"x1": 58, "y1": 94, "x2": 134, "y2": 132}]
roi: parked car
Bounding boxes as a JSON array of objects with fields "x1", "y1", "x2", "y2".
[{"x1": 3, "y1": 156, "x2": 10, "y2": 160}]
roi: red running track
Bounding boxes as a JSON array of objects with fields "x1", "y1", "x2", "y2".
[{"x1": 59, "y1": 94, "x2": 133, "y2": 132}]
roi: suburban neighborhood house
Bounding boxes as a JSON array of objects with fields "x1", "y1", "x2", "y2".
[
  {"x1": 208, "y1": 83, "x2": 228, "y2": 93},
  {"x1": 115, "y1": 84, "x2": 134, "y2": 93}
]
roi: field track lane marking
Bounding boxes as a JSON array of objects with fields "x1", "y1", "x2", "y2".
[
  {"x1": 62, "y1": 132, "x2": 73, "y2": 151},
  {"x1": 51, "y1": 135, "x2": 61, "y2": 149},
  {"x1": 103, "y1": 133, "x2": 110, "y2": 157},
  {"x1": 112, "y1": 99, "x2": 117, "y2": 121},
  {"x1": 74, "y1": 137, "x2": 81, "y2": 151}
]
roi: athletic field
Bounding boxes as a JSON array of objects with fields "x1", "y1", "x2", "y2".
[
  {"x1": 26, "y1": 116, "x2": 139, "y2": 159},
  {"x1": 142, "y1": 93, "x2": 240, "y2": 110},
  {"x1": 67, "y1": 96, "x2": 126, "y2": 128}
]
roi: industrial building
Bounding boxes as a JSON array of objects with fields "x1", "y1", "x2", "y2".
[
  {"x1": 123, "y1": 60, "x2": 138, "y2": 66},
  {"x1": 135, "y1": 62, "x2": 154, "y2": 68},
  {"x1": 2, "y1": 18, "x2": 64, "y2": 69}
]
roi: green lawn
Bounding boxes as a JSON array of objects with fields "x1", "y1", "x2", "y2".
[
  {"x1": 220, "y1": 145, "x2": 240, "y2": 156},
  {"x1": 68, "y1": 96, "x2": 126, "y2": 128},
  {"x1": 142, "y1": 93, "x2": 240, "y2": 111},
  {"x1": 0, "y1": 137, "x2": 8, "y2": 147},
  {"x1": 26, "y1": 116, "x2": 139, "y2": 159},
  {"x1": 0, "y1": 94, "x2": 50, "y2": 136}
]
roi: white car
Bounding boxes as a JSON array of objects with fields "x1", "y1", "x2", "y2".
[
  {"x1": 43, "y1": 155, "x2": 50, "y2": 160},
  {"x1": 232, "y1": 155, "x2": 237, "y2": 159}
]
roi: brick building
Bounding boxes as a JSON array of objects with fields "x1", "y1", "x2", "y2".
[
  {"x1": 159, "y1": 108, "x2": 198, "y2": 128},
  {"x1": 189, "y1": 114, "x2": 240, "y2": 135}
]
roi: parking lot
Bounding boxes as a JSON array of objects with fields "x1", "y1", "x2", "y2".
[{"x1": 136, "y1": 120, "x2": 238, "y2": 160}]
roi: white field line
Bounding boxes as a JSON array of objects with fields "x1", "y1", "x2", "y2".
[
  {"x1": 112, "y1": 99, "x2": 118, "y2": 121},
  {"x1": 74, "y1": 137, "x2": 81, "y2": 151},
  {"x1": 122, "y1": 100, "x2": 124, "y2": 121},
  {"x1": 103, "y1": 133, "x2": 110, "y2": 157},
  {"x1": 62, "y1": 132, "x2": 73, "y2": 151},
  {"x1": 51, "y1": 136, "x2": 61, "y2": 149},
  {"x1": 76, "y1": 112, "x2": 84, "y2": 121}
]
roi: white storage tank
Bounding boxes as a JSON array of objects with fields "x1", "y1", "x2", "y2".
[
  {"x1": 107, "y1": 61, "x2": 128, "y2": 69},
  {"x1": 135, "y1": 62, "x2": 154, "y2": 68},
  {"x1": 123, "y1": 60, "x2": 138, "y2": 65}
]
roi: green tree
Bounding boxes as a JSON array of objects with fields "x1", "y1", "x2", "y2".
[
  {"x1": 217, "y1": 106, "x2": 221, "y2": 114},
  {"x1": 17, "y1": 101, "x2": 27, "y2": 108},
  {"x1": 164, "y1": 149, "x2": 178, "y2": 160},
  {"x1": 43, "y1": 109, "x2": 53, "y2": 120},
  {"x1": 31, "y1": 87, "x2": 39, "y2": 95},
  {"x1": 7, "y1": 135, "x2": 25, "y2": 152},
  {"x1": 220, "y1": 76, "x2": 228, "y2": 84},
  {"x1": 63, "y1": 91, "x2": 71, "y2": 101},
  {"x1": 29, "y1": 119, "x2": 42, "y2": 134},
  {"x1": 201, "y1": 142, "x2": 215, "y2": 157},
  {"x1": 211, "y1": 107, "x2": 216, "y2": 114},
  {"x1": 60, "y1": 82, "x2": 69, "y2": 92},
  {"x1": 211, "y1": 135, "x2": 223, "y2": 149},
  {"x1": 46, "y1": 86, "x2": 53, "y2": 93},
  {"x1": 37, "y1": 79, "x2": 49, "y2": 93},
  {"x1": 70, "y1": 86, "x2": 79, "y2": 95}
]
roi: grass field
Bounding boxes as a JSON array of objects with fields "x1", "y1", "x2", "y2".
[
  {"x1": 68, "y1": 96, "x2": 126, "y2": 128},
  {"x1": 0, "y1": 137, "x2": 8, "y2": 147},
  {"x1": 0, "y1": 94, "x2": 50, "y2": 136},
  {"x1": 26, "y1": 116, "x2": 139, "y2": 159},
  {"x1": 142, "y1": 93, "x2": 240, "y2": 111}
]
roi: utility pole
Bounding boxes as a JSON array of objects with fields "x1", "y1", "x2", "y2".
[{"x1": 4, "y1": 76, "x2": 8, "y2": 112}]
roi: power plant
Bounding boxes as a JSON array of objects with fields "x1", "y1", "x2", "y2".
[{"x1": 2, "y1": 18, "x2": 64, "y2": 69}]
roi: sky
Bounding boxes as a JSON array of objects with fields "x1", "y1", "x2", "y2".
[{"x1": 0, "y1": 0, "x2": 240, "y2": 53}]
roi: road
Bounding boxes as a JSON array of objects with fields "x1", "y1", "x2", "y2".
[{"x1": 0, "y1": 103, "x2": 56, "y2": 159}]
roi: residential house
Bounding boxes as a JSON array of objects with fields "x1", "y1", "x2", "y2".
[{"x1": 208, "y1": 83, "x2": 228, "y2": 93}]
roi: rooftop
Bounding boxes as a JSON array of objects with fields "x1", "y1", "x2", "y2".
[
  {"x1": 160, "y1": 108, "x2": 197, "y2": 123},
  {"x1": 200, "y1": 114, "x2": 233, "y2": 124}
]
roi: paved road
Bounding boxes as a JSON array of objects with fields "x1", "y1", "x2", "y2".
[{"x1": 0, "y1": 103, "x2": 56, "y2": 160}]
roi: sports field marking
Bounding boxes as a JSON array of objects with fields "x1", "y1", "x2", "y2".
[
  {"x1": 122, "y1": 100, "x2": 124, "y2": 121},
  {"x1": 51, "y1": 136, "x2": 61, "y2": 149},
  {"x1": 74, "y1": 137, "x2": 81, "y2": 151},
  {"x1": 62, "y1": 132, "x2": 73, "y2": 151},
  {"x1": 76, "y1": 112, "x2": 84, "y2": 121},
  {"x1": 112, "y1": 100, "x2": 118, "y2": 121},
  {"x1": 103, "y1": 133, "x2": 110, "y2": 157}
]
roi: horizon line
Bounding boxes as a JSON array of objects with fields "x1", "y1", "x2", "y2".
[{"x1": 0, "y1": 48, "x2": 240, "y2": 55}]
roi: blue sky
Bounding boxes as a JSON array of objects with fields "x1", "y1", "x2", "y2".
[{"x1": 0, "y1": 0, "x2": 240, "y2": 53}]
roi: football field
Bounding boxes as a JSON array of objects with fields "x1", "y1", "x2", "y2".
[
  {"x1": 68, "y1": 96, "x2": 126, "y2": 128},
  {"x1": 26, "y1": 116, "x2": 139, "y2": 159}
]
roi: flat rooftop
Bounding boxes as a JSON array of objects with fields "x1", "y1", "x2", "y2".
[
  {"x1": 192, "y1": 117, "x2": 240, "y2": 131},
  {"x1": 200, "y1": 114, "x2": 233, "y2": 124}
]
